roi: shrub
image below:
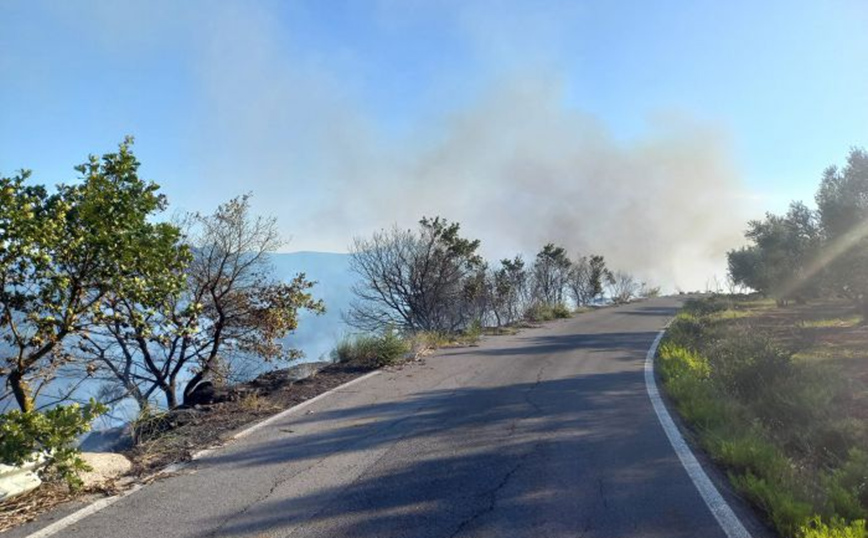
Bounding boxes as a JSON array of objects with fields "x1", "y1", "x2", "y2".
[
  {"x1": 524, "y1": 303, "x2": 571, "y2": 322},
  {"x1": 707, "y1": 331, "x2": 792, "y2": 399},
  {"x1": 825, "y1": 450, "x2": 868, "y2": 520},
  {"x1": 683, "y1": 296, "x2": 730, "y2": 317},
  {"x1": 0, "y1": 400, "x2": 107, "y2": 489},
  {"x1": 664, "y1": 313, "x2": 708, "y2": 351},
  {"x1": 331, "y1": 332, "x2": 410, "y2": 367},
  {"x1": 731, "y1": 472, "x2": 813, "y2": 537},
  {"x1": 524, "y1": 303, "x2": 555, "y2": 322},
  {"x1": 551, "y1": 303, "x2": 572, "y2": 319}
]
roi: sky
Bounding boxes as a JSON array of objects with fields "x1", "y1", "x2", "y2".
[{"x1": 1, "y1": 0, "x2": 867, "y2": 289}]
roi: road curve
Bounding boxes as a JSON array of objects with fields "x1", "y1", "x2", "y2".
[{"x1": 26, "y1": 297, "x2": 746, "y2": 537}]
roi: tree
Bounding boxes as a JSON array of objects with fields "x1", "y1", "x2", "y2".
[
  {"x1": 1, "y1": 139, "x2": 184, "y2": 412},
  {"x1": 727, "y1": 246, "x2": 766, "y2": 293},
  {"x1": 84, "y1": 195, "x2": 324, "y2": 409},
  {"x1": 588, "y1": 255, "x2": 611, "y2": 303},
  {"x1": 815, "y1": 148, "x2": 868, "y2": 316},
  {"x1": 532, "y1": 243, "x2": 572, "y2": 307},
  {"x1": 727, "y1": 201, "x2": 821, "y2": 304},
  {"x1": 568, "y1": 254, "x2": 610, "y2": 306},
  {"x1": 348, "y1": 217, "x2": 483, "y2": 333},
  {"x1": 608, "y1": 271, "x2": 640, "y2": 304},
  {"x1": 490, "y1": 256, "x2": 529, "y2": 326}
]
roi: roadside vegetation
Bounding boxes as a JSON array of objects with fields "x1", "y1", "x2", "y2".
[
  {"x1": 660, "y1": 147, "x2": 868, "y2": 538},
  {"x1": 1, "y1": 139, "x2": 658, "y2": 503}
]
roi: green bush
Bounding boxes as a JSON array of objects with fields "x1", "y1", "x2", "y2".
[
  {"x1": 331, "y1": 331, "x2": 410, "y2": 367},
  {"x1": 524, "y1": 303, "x2": 571, "y2": 322},
  {"x1": 707, "y1": 332, "x2": 792, "y2": 399},
  {"x1": 825, "y1": 450, "x2": 868, "y2": 521},
  {"x1": 683, "y1": 296, "x2": 730, "y2": 317},
  {"x1": 551, "y1": 303, "x2": 572, "y2": 319},
  {"x1": 0, "y1": 400, "x2": 107, "y2": 489},
  {"x1": 732, "y1": 472, "x2": 813, "y2": 538},
  {"x1": 664, "y1": 313, "x2": 708, "y2": 351}
]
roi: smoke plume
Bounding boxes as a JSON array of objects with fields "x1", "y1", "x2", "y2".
[{"x1": 33, "y1": 1, "x2": 752, "y2": 290}]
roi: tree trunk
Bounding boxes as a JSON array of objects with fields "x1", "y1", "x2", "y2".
[
  {"x1": 9, "y1": 371, "x2": 34, "y2": 412},
  {"x1": 165, "y1": 380, "x2": 177, "y2": 409}
]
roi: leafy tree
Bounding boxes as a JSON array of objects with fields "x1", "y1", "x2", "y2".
[
  {"x1": 348, "y1": 217, "x2": 483, "y2": 332},
  {"x1": 532, "y1": 243, "x2": 572, "y2": 307},
  {"x1": 588, "y1": 255, "x2": 611, "y2": 302},
  {"x1": 85, "y1": 195, "x2": 324, "y2": 409},
  {"x1": 490, "y1": 255, "x2": 528, "y2": 326},
  {"x1": 1, "y1": 138, "x2": 184, "y2": 412},
  {"x1": 568, "y1": 254, "x2": 610, "y2": 306},
  {"x1": 815, "y1": 148, "x2": 868, "y2": 316},
  {"x1": 727, "y1": 201, "x2": 821, "y2": 305}
]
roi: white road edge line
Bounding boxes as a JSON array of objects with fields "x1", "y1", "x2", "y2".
[
  {"x1": 24, "y1": 369, "x2": 382, "y2": 538},
  {"x1": 645, "y1": 329, "x2": 753, "y2": 538}
]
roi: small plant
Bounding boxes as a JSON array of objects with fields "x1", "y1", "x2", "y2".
[
  {"x1": 0, "y1": 399, "x2": 107, "y2": 490},
  {"x1": 462, "y1": 319, "x2": 483, "y2": 343},
  {"x1": 130, "y1": 404, "x2": 172, "y2": 445},
  {"x1": 524, "y1": 303, "x2": 570, "y2": 322},
  {"x1": 551, "y1": 303, "x2": 572, "y2": 319},
  {"x1": 800, "y1": 517, "x2": 867, "y2": 538},
  {"x1": 331, "y1": 331, "x2": 410, "y2": 367}
]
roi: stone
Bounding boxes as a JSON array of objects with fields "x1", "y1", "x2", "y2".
[{"x1": 78, "y1": 452, "x2": 132, "y2": 488}]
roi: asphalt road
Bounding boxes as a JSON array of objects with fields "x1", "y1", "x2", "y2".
[{"x1": 29, "y1": 297, "x2": 753, "y2": 537}]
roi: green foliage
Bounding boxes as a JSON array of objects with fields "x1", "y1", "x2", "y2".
[
  {"x1": 825, "y1": 450, "x2": 868, "y2": 520},
  {"x1": 732, "y1": 472, "x2": 813, "y2": 538},
  {"x1": 800, "y1": 517, "x2": 866, "y2": 538},
  {"x1": 0, "y1": 400, "x2": 106, "y2": 489},
  {"x1": 727, "y1": 201, "x2": 822, "y2": 302},
  {"x1": 1, "y1": 137, "x2": 187, "y2": 411},
  {"x1": 707, "y1": 332, "x2": 793, "y2": 400},
  {"x1": 683, "y1": 296, "x2": 730, "y2": 317},
  {"x1": 551, "y1": 303, "x2": 572, "y2": 319},
  {"x1": 659, "y1": 297, "x2": 868, "y2": 537},
  {"x1": 532, "y1": 243, "x2": 572, "y2": 307},
  {"x1": 815, "y1": 148, "x2": 868, "y2": 317},
  {"x1": 524, "y1": 302, "x2": 571, "y2": 321},
  {"x1": 332, "y1": 331, "x2": 410, "y2": 367}
]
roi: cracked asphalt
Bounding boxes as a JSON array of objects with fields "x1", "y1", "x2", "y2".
[{"x1": 31, "y1": 297, "x2": 741, "y2": 537}]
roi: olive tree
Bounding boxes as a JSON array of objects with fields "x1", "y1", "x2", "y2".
[{"x1": 815, "y1": 148, "x2": 868, "y2": 316}]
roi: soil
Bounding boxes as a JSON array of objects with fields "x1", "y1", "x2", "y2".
[{"x1": 125, "y1": 361, "x2": 378, "y2": 475}]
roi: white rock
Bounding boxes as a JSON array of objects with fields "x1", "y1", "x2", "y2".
[{"x1": 78, "y1": 452, "x2": 132, "y2": 488}]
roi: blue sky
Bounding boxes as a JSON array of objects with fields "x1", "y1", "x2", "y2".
[{"x1": 1, "y1": 1, "x2": 866, "y2": 286}]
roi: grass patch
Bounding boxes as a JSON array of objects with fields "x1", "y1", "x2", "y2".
[
  {"x1": 798, "y1": 316, "x2": 863, "y2": 329},
  {"x1": 524, "y1": 302, "x2": 572, "y2": 322},
  {"x1": 331, "y1": 332, "x2": 411, "y2": 367}
]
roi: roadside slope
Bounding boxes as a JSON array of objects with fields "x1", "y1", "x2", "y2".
[{"x1": 14, "y1": 298, "x2": 754, "y2": 538}]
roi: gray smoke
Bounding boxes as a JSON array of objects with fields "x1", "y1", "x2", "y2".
[{"x1": 32, "y1": 1, "x2": 752, "y2": 291}]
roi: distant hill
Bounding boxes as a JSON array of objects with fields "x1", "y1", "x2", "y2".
[{"x1": 269, "y1": 251, "x2": 356, "y2": 365}]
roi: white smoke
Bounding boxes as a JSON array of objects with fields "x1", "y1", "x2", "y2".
[{"x1": 25, "y1": 1, "x2": 752, "y2": 290}]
